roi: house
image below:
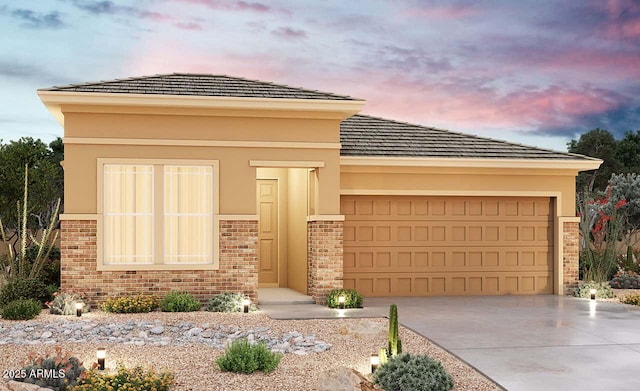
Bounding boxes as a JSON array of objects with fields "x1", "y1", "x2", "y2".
[{"x1": 37, "y1": 74, "x2": 601, "y2": 304}]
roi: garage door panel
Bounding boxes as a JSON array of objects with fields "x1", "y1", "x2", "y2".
[
  {"x1": 342, "y1": 272, "x2": 553, "y2": 296},
  {"x1": 344, "y1": 246, "x2": 552, "y2": 271},
  {"x1": 341, "y1": 197, "x2": 553, "y2": 222},
  {"x1": 342, "y1": 195, "x2": 554, "y2": 296},
  {"x1": 344, "y1": 221, "x2": 551, "y2": 246}
]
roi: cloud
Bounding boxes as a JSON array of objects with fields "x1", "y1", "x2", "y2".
[
  {"x1": 173, "y1": 22, "x2": 202, "y2": 31},
  {"x1": 598, "y1": 0, "x2": 640, "y2": 39},
  {"x1": 69, "y1": 0, "x2": 172, "y2": 21},
  {"x1": 271, "y1": 27, "x2": 307, "y2": 39},
  {"x1": 401, "y1": 3, "x2": 479, "y2": 20},
  {"x1": 0, "y1": 61, "x2": 73, "y2": 84},
  {"x1": 178, "y1": 0, "x2": 276, "y2": 13},
  {"x1": 9, "y1": 8, "x2": 65, "y2": 29}
]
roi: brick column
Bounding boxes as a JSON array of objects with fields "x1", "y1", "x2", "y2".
[
  {"x1": 307, "y1": 220, "x2": 343, "y2": 304},
  {"x1": 60, "y1": 218, "x2": 258, "y2": 305},
  {"x1": 562, "y1": 220, "x2": 579, "y2": 294}
]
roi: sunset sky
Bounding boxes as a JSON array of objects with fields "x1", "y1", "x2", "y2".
[{"x1": 1, "y1": 0, "x2": 639, "y2": 152}]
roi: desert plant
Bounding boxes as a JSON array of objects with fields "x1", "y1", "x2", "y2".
[
  {"x1": 325, "y1": 288, "x2": 364, "y2": 309},
  {"x1": 14, "y1": 347, "x2": 85, "y2": 390},
  {"x1": 0, "y1": 277, "x2": 50, "y2": 308},
  {"x1": 26, "y1": 244, "x2": 61, "y2": 287},
  {"x1": 0, "y1": 164, "x2": 60, "y2": 282},
  {"x1": 101, "y1": 294, "x2": 159, "y2": 313},
  {"x1": 609, "y1": 271, "x2": 640, "y2": 289},
  {"x1": 573, "y1": 281, "x2": 615, "y2": 299},
  {"x1": 47, "y1": 290, "x2": 90, "y2": 315},
  {"x1": 1, "y1": 299, "x2": 42, "y2": 320},
  {"x1": 373, "y1": 353, "x2": 454, "y2": 391},
  {"x1": 70, "y1": 363, "x2": 174, "y2": 391},
  {"x1": 618, "y1": 246, "x2": 640, "y2": 273},
  {"x1": 216, "y1": 338, "x2": 283, "y2": 374},
  {"x1": 160, "y1": 290, "x2": 201, "y2": 312},
  {"x1": 621, "y1": 293, "x2": 640, "y2": 306},
  {"x1": 388, "y1": 304, "x2": 402, "y2": 357},
  {"x1": 206, "y1": 292, "x2": 256, "y2": 313}
]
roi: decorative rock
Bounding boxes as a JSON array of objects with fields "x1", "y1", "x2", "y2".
[
  {"x1": 318, "y1": 367, "x2": 375, "y2": 391},
  {"x1": 150, "y1": 326, "x2": 164, "y2": 335},
  {"x1": 0, "y1": 320, "x2": 331, "y2": 354}
]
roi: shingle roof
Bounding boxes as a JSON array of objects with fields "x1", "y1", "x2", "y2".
[
  {"x1": 40, "y1": 73, "x2": 361, "y2": 101},
  {"x1": 340, "y1": 114, "x2": 590, "y2": 160}
]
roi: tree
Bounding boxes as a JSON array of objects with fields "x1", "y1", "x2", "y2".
[
  {"x1": 607, "y1": 173, "x2": 640, "y2": 248},
  {"x1": 568, "y1": 129, "x2": 621, "y2": 192},
  {"x1": 0, "y1": 137, "x2": 63, "y2": 230},
  {"x1": 615, "y1": 130, "x2": 640, "y2": 173}
]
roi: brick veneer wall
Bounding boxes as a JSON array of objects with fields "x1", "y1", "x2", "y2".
[
  {"x1": 307, "y1": 220, "x2": 343, "y2": 304},
  {"x1": 562, "y1": 220, "x2": 579, "y2": 294},
  {"x1": 60, "y1": 219, "x2": 258, "y2": 305}
]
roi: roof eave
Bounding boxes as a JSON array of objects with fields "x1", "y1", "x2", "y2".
[
  {"x1": 340, "y1": 156, "x2": 603, "y2": 171},
  {"x1": 37, "y1": 90, "x2": 366, "y2": 126}
]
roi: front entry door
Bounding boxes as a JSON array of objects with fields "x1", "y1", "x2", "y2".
[{"x1": 257, "y1": 179, "x2": 278, "y2": 284}]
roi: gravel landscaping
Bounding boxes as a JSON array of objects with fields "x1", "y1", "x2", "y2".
[{"x1": 0, "y1": 310, "x2": 501, "y2": 391}]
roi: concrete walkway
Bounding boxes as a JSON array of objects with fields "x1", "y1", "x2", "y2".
[{"x1": 261, "y1": 295, "x2": 640, "y2": 391}]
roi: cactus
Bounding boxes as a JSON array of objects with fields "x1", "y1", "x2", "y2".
[
  {"x1": 379, "y1": 347, "x2": 388, "y2": 365},
  {"x1": 388, "y1": 304, "x2": 402, "y2": 357},
  {"x1": 16, "y1": 347, "x2": 85, "y2": 390}
]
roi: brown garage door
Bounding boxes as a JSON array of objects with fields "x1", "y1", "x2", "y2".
[{"x1": 341, "y1": 196, "x2": 553, "y2": 296}]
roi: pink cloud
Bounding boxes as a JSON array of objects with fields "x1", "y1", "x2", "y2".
[
  {"x1": 598, "y1": 0, "x2": 640, "y2": 39},
  {"x1": 174, "y1": 22, "x2": 202, "y2": 30},
  {"x1": 178, "y1": 0, "x2": 272, "y2": 13},
  {"x1": 401, "y1": 4, "x2": 479, "y2": 20},
  {"x1": 272, "y1": 26, "x2": 307, "y2": 39}
]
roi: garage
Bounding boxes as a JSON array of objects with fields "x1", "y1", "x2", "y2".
[{"x1": 341, "y1": 195, "x2": 553, "y2": 296}]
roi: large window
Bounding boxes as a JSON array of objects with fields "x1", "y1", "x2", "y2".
[{"x1": 99, "y1": 159, "x2": 218, "y2": 270}]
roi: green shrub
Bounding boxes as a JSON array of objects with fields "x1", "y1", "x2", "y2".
[
  {"x1": 373, "y1": 353, "x2": 454, "y2": 391},
  {"x1": 15, "y1": 347, "x2": 85, "y2": 390},
  {"x1": 47, "y1": 290, "x2": 90, "y2": 316},
  {"x1": 621, "y1": 293, "x2": 640, "y2": 306},
  {"x1": 216, "y1": 338, "x2": 282, "y2": 374},
  {"x1": 160, "y1": 291, "x2": 201, "y2": 312},
  {"x1": 206, "y1": 292, "x2": 255, "y2": 313},
  {"x1": 573, "y1": 281, "x2": 615, "y2": 299},
  {"x1": 0, "y1": 278, "x2": 50, "y2": 308},
  {"x1": 326, "y1": 288, "x2": 364, "y2": 309},
  {"x1": 101, "y1": 294, "x2": 159, "y2": 313},
  {"x1": 1, "y1": 299, "x2": 42, "y2": 320},
  {"x1": 610, "y1": 271, "x2": 640, "y2": 289},
  {"x1": 70, "y1": 363, "x2": 174, "y2": 391}
]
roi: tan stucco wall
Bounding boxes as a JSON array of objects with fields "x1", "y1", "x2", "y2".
[
  {"x1": 63, "y1": 111, "x2": 342, "y2": 215},
  {"x1": 340, "y1": 166, "x2": 577, "y2": 217},
  {"x1": 287, "y1": 168, "x2": 309, "y2": 294}
]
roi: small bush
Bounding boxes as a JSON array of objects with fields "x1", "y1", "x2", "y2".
[
  {"x1": 1, "y1": 299, "x2": 42, "y2": 320},
  {"x1": 573, "y1": 281, "x2": 615, "y2": 299},
  {"x1": 610, "y1": 271, "x2": 640, "y2": 289},
  {"x1": 216, "y1": 338, "x2": 282, "y2": 374},
  {"x1": 326, "y1": 288, "x2": 364, "y2": 309},
  {"x1": 70, "y1": 363, "x2": 174, "y2": 391},
  {"x1": 101, "y1": 294, "x2": 159, "y2": 313},
  {"x1": 373, "y1": 353, "x2": 454, "y2": 391},
  {"x1": 0, "y1": 278, "x2": 50, "y2": 308},
  {"x1": 621, "y1": 293, "x2": 640, "y2": 306},
  {"x1": 15, "y1": 347, "x2": 85, "y2": 390},
  {"x1": 206, "y1": 292, "x2": 255, "y2": 313},
  {"x1": 160, "y1": 291, "x2": 201, "y2": 312},
  {"x1": 47, "y1": 290, "x2": 91, "y2": 316}
]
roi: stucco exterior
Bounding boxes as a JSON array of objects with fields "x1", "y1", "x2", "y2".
[{"x1": 38, "y1": 75, "x2": 600, "y2": 304}]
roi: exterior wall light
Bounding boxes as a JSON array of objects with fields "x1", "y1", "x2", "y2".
[
  {"x1": 75, "y1": 302, "x2": 83, "y2": 317},
  {"x1": 371, "y1": 353, "x2": 380, "y2": 373},
  {"x1": 338, "y1": 295, "x2": 345, "y2": 309},
  {"x1": 243, "y1": 298, "x2": 250, "y2": 313},
  {"x1": 97, "y1": 348, "x2": 106, "y2": 370},
  {"x1": 590, "y1": 288, "x2": 596, "y2": 300}
]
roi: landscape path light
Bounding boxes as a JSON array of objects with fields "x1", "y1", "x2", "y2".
[
  {"x1": 243, "y1": 298, "x2": 250, "y2": 313},
  {"x1": 97, "y1": 348, "x2": 106, "y2": 370},
  {"x1": 75, "y1": 302, "x2": 83, "y2": 317},
  {"x1": 338, "y1": 295, "x2": 345, "y2": 309},
  {"x1": 370, "y1": 353, "x2": 380, "y2": 373}
]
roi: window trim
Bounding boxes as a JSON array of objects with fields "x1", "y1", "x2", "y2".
[{"x1": 96, "y1": 158, "x2": 220, "y2": 271}]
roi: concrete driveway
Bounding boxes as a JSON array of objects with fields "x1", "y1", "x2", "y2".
[{"x1": 366, "y1": 296, "x2": 640, "y2": 391}]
